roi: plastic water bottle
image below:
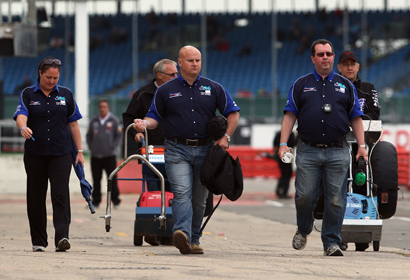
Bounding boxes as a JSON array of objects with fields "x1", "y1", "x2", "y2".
[{"x1": 281, "y1": 147, "x2": 294, "y2": 164}]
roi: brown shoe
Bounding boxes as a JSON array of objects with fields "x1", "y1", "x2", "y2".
[
  {"x1": 144, "y1": 236, "x2": 160, "y2": 246},
  {"x1": 191, "y1": 244, "x2": 204, "y2": 254},
  {"x1": 173, "y1": 230, "x2": 192, "y2": 254}
]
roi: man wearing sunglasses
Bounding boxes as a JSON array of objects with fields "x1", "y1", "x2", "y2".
[
  {"x1": 122, "y1": 59, "x2": 177, "y2": 246},
  {"x1": 279, "y1": 39, "x2": 367, "y2": 257}
]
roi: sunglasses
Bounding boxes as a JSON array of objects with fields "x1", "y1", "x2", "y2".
[
  {"x1": 160, "y1": 72, "x2": 178, "y2": 77},
  {"x1": 315, "y1": 52, "x2": 334, "y2": 57},
  {"x1": 39, "y1": 59, "x2": 62, "y2": 69}
]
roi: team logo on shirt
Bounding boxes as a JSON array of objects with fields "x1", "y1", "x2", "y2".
[
  {"x1": 169, "y1": 92, "x2": 182, "y2": 98},
  {"x1": 29, "y1": 101, "x2": 41, "y2": 105},
  {"x1": 199, "y1": 85, "x2": 211, "y2": 96},
  {"x1": 334, "y1": 82, "x2": 346, "y2": 93},
  {"x1": 358, "y1": 98, "x2": 366, "y2": 111},
  {"x1": 303, "y1": 87, "x2": 317, "y2": 92},
  {"x1": 55, "y1": 96, "x2": 66, "y2": 105}
]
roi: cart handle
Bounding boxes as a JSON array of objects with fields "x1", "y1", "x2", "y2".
[{"x1": 124, "y1": 123, "x2": 148, "y2": 160}]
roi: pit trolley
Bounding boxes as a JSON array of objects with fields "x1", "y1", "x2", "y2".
[
  {"x1": 101, "y1": 124, "x2": 174, "y2": 245},
  {"x1": 341, "y1": 120, "x2": 398, "y2": 251}
]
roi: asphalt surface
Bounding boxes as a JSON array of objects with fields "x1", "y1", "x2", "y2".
[{"x1": 1, "y1": 178, "x2": 410, "y2": 280}]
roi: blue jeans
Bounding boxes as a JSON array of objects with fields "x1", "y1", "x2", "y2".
[
  {"x1": 294, "y1": 139, "x2": 349, "y2": 250},
  {"x1": 164, "y1": 139, "x2": 213, "y2": 245}
]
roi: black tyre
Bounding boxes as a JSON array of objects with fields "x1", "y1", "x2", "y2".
[
  {"x1": 355, "y1": 243, "x2": 369, "y2": 251},
  {"x1": 370, "y1": 141, "x2": 398, "y2": 219},
  {"x1": 373, "y1": 241, "x2": 380, "y2": 251},
  {"x1": 133, "y1": 220, "x2": 143, "y2": 246}
]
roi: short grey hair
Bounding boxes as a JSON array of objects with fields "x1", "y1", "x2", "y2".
[{"x1": 153, "y1": 59, "x2": 177, "y2": 77}]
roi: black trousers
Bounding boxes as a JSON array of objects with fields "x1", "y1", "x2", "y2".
[
  {"x1": 24, "y1": 152, "x2": 72, "y2": 248},
  {"x1": 91, "y1": 156, "x2": 121, "y2": 206},
  {"x1": 276, "y1": 157, "x2": 293, "y2": 197}
]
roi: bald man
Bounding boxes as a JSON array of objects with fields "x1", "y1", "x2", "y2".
[{"x1": 133, "y1": 46, "x2": 240, "y2": 254}]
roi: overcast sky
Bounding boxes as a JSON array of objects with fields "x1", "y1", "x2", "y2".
[{"x1": 1, "y1": 0, "x2": 410, "y2": 16}]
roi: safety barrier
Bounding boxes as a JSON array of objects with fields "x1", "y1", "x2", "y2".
[
  {"x1": 396, "y1": 148, "x2": 410, "y2": 188},
  {"x1": 228, "y1": 146, "x2": 281, "y2": 178}
]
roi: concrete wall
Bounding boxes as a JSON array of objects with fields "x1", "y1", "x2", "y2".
[{"x1": 0, "y1": 154, "x2": 96, "y2": 194}]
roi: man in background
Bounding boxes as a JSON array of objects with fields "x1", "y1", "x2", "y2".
[
  {"x1": 338, "y1": 50, "x2": 380, "y2": 252},
  {"x1": 122, "y1": 59, "x2": 178, "y2": 191},
  {"x1": 87, "y1": 99, "x2": 122, "y2": 209},
  {"x1": 337, "y1": 50, "x2": 380, "y2": 120}
]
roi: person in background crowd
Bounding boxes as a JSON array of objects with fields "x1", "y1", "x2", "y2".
[
  {"x1": 279, "y1": 39, "x2": 367, "y2": 257},
  {"x1": 133, "y1": 45, "x2": 240, "y2": 255},
  {"x1": 86, "y1": 99, "x2": 122, "y2": 209},
  {"x1": 14, "y1": 57, "x2": 84, "y2": 252}
]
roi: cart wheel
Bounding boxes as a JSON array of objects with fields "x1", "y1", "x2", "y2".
[
  {"x1": 134, "y1": 235, "x2": 143, "y2": 246},
  {"x1": 373, "y1": 241, "x2": 380, "y2": 251},
  {"x1": 133, "y1": 220, "x2": 143, "y2": 246},
  {"x1": 355, "y1": 243, "x2": 369, "y2": 251}
]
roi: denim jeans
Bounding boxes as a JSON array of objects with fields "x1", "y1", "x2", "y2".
[
  {"x1": 294, "y1": 139, "x2": 349, "y2": 250},
  {"x1": 164, "y1": 139, "x2": 213, "y2": 245}
]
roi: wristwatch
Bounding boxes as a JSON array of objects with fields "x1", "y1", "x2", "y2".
[
  {"x1": 358, "y1": 144, "x2": 366, "y2": 148},
  {"x1": 224, "y1": 133, "x2": 231, "y2": 142}
]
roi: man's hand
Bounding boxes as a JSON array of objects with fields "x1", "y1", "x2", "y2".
[
  {"x1": 356, "y1": 146, "x2": 368, "y2": 162},
  {"x1": 278, "y1": 145, "x2": 291, "y2": 159},
  {"x1": 134, "y1": 132, "x2": 144, "y2": 143},
  {"x1": 133, "y1": 119, "x2": 147, "y2": 132},
  {"x1": 214, "y1": 135, "x2": 229, "y2": 151}
]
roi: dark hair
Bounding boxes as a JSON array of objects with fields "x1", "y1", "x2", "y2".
[
  {"x1": 37, "y1": 57, "x2": 62, "y2": 81},
  {"x1": 98, "y1": 99, "x2": 110, "y2": 106},
  {"x1": 310, "y1": 39, "x2": 334, "y2": 57}
]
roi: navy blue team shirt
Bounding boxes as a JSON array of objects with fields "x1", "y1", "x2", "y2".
[
  {"x1": 146, "y1": 74, "x2": 240, "y2": 139},
  {"x1": 13, "y1": 83, "x2": 82, "y2": 156},
  {"x1": 284, "y1": 69, "x2": 363, "y2": 145}
]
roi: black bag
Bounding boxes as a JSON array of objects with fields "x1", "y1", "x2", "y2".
[
  {"x1": 200, "y1": 144, "x2": 243, "y2": 201},
  {"x1": 199, "y1": 144, "x2": 243, "y2": 233}
]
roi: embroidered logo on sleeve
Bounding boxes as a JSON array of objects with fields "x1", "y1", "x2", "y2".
[{"x1": 358, "y1": 98, "x2": 366, "y2": 111}]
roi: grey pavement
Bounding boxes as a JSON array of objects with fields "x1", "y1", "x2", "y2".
[{"x1": 1, "y1": 155, "x2": 410, "y2": 279}]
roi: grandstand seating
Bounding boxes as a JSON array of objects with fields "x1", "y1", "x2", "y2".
[{"x1": 2, "y1": 10, "x2": 410, "y2": 98}]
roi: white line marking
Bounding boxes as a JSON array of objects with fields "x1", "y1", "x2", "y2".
[
  {"x1": 265, "y1": 200, "x2": 284, "y2": 207},
  {"x1": 391, "y1": 217, "x2": 410, "y2": 222}
]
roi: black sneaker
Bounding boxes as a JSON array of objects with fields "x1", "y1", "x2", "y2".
[
  {"x1": 324, "y1": 245, "x2": 344, "y2": 256},
  {"x1": 56, "y1": 238, "x2": 71, "y2": 252}
]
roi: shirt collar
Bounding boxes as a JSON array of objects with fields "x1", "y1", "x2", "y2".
[
  {"x1": 313, "y1": 68, "x2": 334, "y2": 82},
  {"x1": 177, "y1": 74, "x2": 201, "y2": 86},
  {"x1": 99, "y1": 112, "x2": 111, "y2": 125},
  {"x1": 33, "y1": 83, "x2": 60, "y2": 94}
]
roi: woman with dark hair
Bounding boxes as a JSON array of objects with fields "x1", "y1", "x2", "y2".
[{"x1": 13, "y1": 57, "x2": 84, "y2": 252}]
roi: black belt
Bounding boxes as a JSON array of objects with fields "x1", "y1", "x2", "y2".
[
  {"x1": 300, "y1": 136, "x2": 345, "y2": 148},
  {"x1": 166, "y1": 137, "x2": 211, "y2": 147}
]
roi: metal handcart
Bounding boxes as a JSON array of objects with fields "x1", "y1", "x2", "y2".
[
  {"x1": 341, "y1": 120, "x2": 384, "y2": 251},
  {"x1": 101, "y1": 124, "x2": 173, "y2": 245}
]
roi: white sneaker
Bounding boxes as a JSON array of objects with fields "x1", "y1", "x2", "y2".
[{"x1": 32, "y1": 245, "x2": 45, "y2": 252}]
